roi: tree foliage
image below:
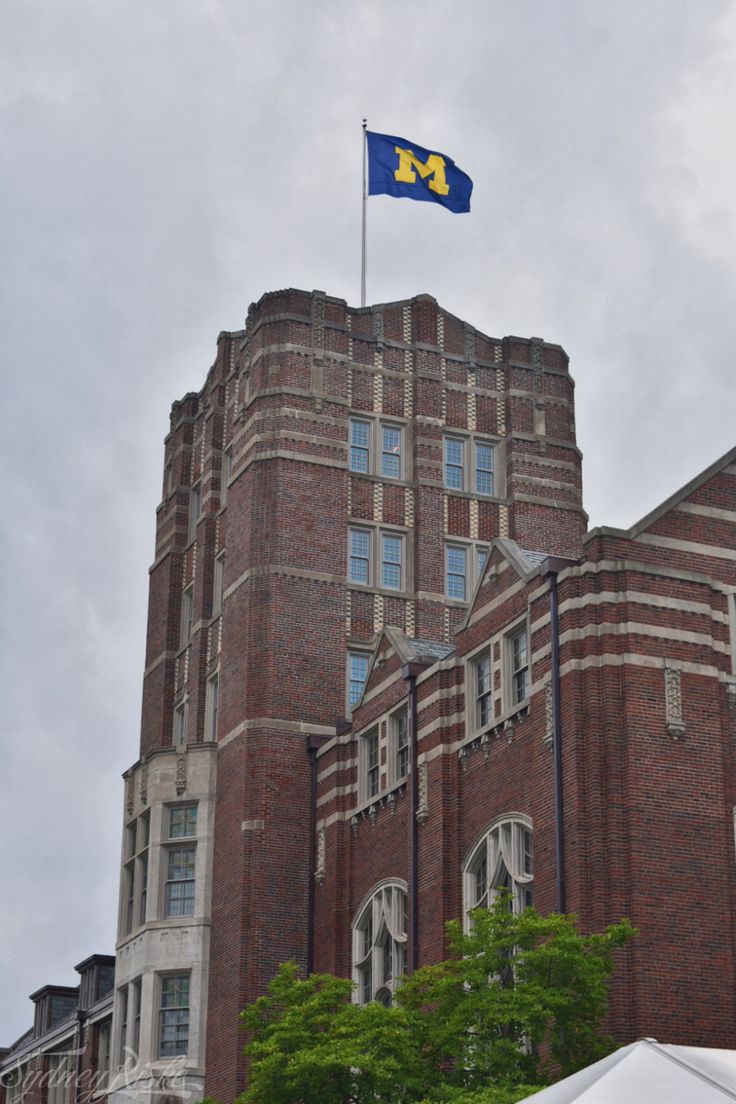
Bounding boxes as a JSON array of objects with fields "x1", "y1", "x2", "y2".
[{"x1": 212, "y1": 900, "x2": 634, "y2": 1104}]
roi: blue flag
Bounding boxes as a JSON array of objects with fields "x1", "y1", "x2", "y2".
[{"x1": 367, "y1": 131, "x2": 472, "y2": 214}]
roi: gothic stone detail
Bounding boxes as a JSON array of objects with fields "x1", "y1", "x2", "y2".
[{"x1": 664, "y1": 664, "x2": 686, "y2": 740}]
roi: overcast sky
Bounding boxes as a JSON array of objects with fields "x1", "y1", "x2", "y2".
[{"x1": 2, "y1": 0, "x2": 735, "y2": 1043}]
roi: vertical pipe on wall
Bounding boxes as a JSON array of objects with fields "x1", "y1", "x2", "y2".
[
  {"x1": 547, "y1": 568, "x2": 566, "y2": 913},
  {"x1": 403, "y1": 662, "x2": 422, "y2": 972}
]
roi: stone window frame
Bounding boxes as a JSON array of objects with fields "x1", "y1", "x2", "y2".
[
  {"x1": 347, "y1": 525, "x2": 408, "y2": 595},
  {"x1": 347, "y1": 650, "x2": 371, "y2": 712},
  {"x1": 180, "y1": 584, "x2": 194, "y2": 648},
  {"x1": 172, "y1": 698, "x2": 189, "y2": 748},
  {"x1": 187, "y1": 484, "x2": 201, "y2": 543},
  {"x1": 163, "y1": 802, "x2": 199, "y2": 920},
  {"x1": 471, "y1": 648, "x2": 493, "y2": 732},
  {"x1": 445, "y1": 540, "x2": 490, "y2": 604},
  {"x1": 391, "y1": 707, "x2": 409, "y2": 783},
  {"x1": 359, "y1": 726, "x2": 380, "y2": 802},
  {"x1": 505, "y1": 620, "x2": 530, "y2": 709},
  {"x1": 220, "y1": 446, "x2": 233, "y2": 506},
  {"x1": 120, "y1": 811, "x2": 151, "y2": 938},
  {"x1": 205, "y1": 671, "x2": 219, "y2": 741},
  {"x1": 212, "y1": 552, "x2": 225, "y2": 617},
  {"x1": 443, "y1": 433, "x2": 498, "y2": 497},
  {"x1": 157, "y1": 972, "x2": 191, "y2": 1059},
  {"x1": 352, "y1": 880, "x2": 408, "y2": 1006},
  {"x1": 463, "y1": 815, "x2": 533, "y2": 929},
  {"x1": 348, "y1": 416, "x2": 405, "y2": 480}
]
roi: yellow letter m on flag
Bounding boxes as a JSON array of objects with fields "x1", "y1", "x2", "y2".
[{"x1": 393, "y1": 146, "x2": 450, "y2": 196}]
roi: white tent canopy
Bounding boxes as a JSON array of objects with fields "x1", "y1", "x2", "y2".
[{"x1": 518, "y1": 1039, "x2": 736, "y2": 1103}]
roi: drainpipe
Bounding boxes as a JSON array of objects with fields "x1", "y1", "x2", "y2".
[
  {"x1": 74, "y1": 1009, "x2": 85, "y2": 1104},
  {"x1": 544, "y1": 563, "x2": 566, "y2": 913},
  {"x1": 306, "y1": 733, "x2": 329, "y2": 975},
  {"x1": 402, "y1": 662, "x2": 423, "y2": 973}
]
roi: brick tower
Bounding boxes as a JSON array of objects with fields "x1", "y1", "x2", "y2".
[{"x1": 112, "y1": 288, "x2": 585, "y2": 1103}]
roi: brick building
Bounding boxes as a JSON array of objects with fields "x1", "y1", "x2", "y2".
[{"x1": 2, "y1": 287, "x2": 734, "y2": 1103}]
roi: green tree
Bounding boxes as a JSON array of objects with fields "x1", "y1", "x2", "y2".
[
  {"x1": 397, "y1": 899, "x2": 635, "y2": 1090},
  {"x1": 218, "y1": 902, "x2": 634, "y2": 1104},
  {"x1": 237, "y1": 962, "x2": 431, "y2": 1104}
]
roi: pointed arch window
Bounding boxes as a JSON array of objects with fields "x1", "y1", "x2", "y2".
[
  {"x1": 463, "y1": 817, "x2": 533, "y2": 926},
  {"x1": 352, "y1": 882, "x2": 407, "y2": 1006}
]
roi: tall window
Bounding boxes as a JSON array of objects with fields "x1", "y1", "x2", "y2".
[
  {"x1": 348, "y1": 528, "x2": 405, "y2": 592},
  {"x1": 205, "y1": 672, "x2": 219, "y2": 740},
  {"x1": 444, "y1": 437, "x2": 464, "y2": 490},
  {"x1": 97, "y1": 1020, "x2": 111, "y2": 1087},
  {"x1": 446, "y1": 545, "x2": 467, "y2": 601},
  {"x1": 444, "y1": 434, "x2": 496, "y2": 495},
  {"x1": 381, "y1": 425, "x2": 402, "y2": 479},
  {"x1": 349, "y1": 528, "x2": 371, "y2": 585},
  {"x1": 117, "y1": 987, "x2": 129, "y2": 1065},
  {"x1": 165, "y1": 804, "x2": 197, "y2": 917},
  {"x1": 172, "y1": 699, "x2": 188, "y2": 748},
  {"x1": 353, "y1": 883, "x2": 407, "y2": 1006},
  {"x1": 474, "y1": 651, "x2": 492, "y2": 728},
  {"x1": 381, "y1": 533, "x2": 402, "y2": 590},
  {"x1": 475, "y1": 441, "x2": 494, "y2": 495},
  {"x1": 507, "y1": 626, "x2": 529, "y2": 705},
  {"x1": 122, "y1": 813, "x2": 149, "y2": 936},
  {"x1": 159, "y1": 975, "x2": 190, "y2": 1058},
  {"x1": 464, "y1": 818, "x2": 533, "y2": 923},
  {"x1": 165, "y1": 848, "x2": 195, "y2": 917},
  {"x1": 131, "y1": 978, "x2": 142, "y2": 1058},
  {"x1": 138, "y1": 812, "x2": 150, "y2": 926},
  {"x1": 349, "y1": 419, "x2": 370, "y2": 473},
  {"x1": 213, "y1": 553, "x2": 225, "y2": 616},
  {"x1": 221, "y1": 447, "x2": 233, "y2": 505},
  {"x1": 348, "y1": 652, "x2": 370, "y2": 710},
  {"x1": 349, "y1": 418, "x2": 403, "y2": 479},
  {"x1": 393, "y1": 709, "x2": 409, "y2": 781},
  {"x1": 180, "y1": 585, "x2": 194, "y2": 647},
  {"x1": 362, "y1": 728, "x2": 380, "y2": 800},
  {"x1": 188, "y1": 485, "x2": 201, "y2": 542}
]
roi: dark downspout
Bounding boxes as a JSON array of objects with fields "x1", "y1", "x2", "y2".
[
  {"x1": 403, "y1": 662, "x2": 422, "y2": 973},
  {"x1": 74, "y1": 1010, "x2": 85, "y2": 1104},
  {"x1": 546, "y1": 567, "x2": 566, "y2": 913},
  {"x1": 306, "y1": 733, "x2": 328, "y2": 975}
]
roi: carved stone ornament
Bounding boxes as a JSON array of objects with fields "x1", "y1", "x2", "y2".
[
  {"x1": 126, "y1": 776, "x2": 134, "y2": 817},
  {"x1": 175, "y1": 750, "x2": 187, "y2": 796},
  {"x1": 315, "y1": 826, "x2": 326, "y2": 884},
  {"x1": 140, "y1": 762, "x2": 148, "y2": 805},
  {"x1": 664, "y1": 665, "x2": 686, "y2": 740},
  {"x1": 544, "y1": 681, "x2": 554, "y2": 746},
  {"x1": 416, "y1": 761, "x2": 429, "y2": 824}
]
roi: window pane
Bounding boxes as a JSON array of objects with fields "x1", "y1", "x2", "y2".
[
  {"x1": 446, "y1": 546, "x2": 467, "y2": 601},
  {"x1": 381, "y1": 535, "x2": 402, "y2": 590},
  {"x1": 349, "y1": 653, "x2": 369, "y2": 707},
  {"x1": 349, "y1": 420, "x2": 370, "y2": 473},
  {"x1": 444, "y1": 438, "x2": 464, "y2": 490},
  {"x1": 170, "y1": 805, "x2": 197, "y2": 838},
  {"x1": 349, "y1": 529, "x2": 370, "y2": 584},
  {"x1": 381, "y1": 426, "x2": 401, "y2": 479},
  {"x1": 475, "y1": 443, "x2": 494, "y2": 495}
]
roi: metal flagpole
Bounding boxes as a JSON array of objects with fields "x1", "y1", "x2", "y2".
[{"x1": 361, "y1": 118, "x2": 367, "y2": 307}]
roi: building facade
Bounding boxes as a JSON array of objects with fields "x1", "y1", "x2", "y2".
[{"x1": 3, "y1": 288, "x2": 734, "y2": 1103}]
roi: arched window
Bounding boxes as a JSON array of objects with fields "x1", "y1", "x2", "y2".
[
  {"x1": 463, "y1": 816, "x2": 533, "y2": 925},
  {"x1": 352, "y1": 881, "x2": 407, "y2": 1006}
]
